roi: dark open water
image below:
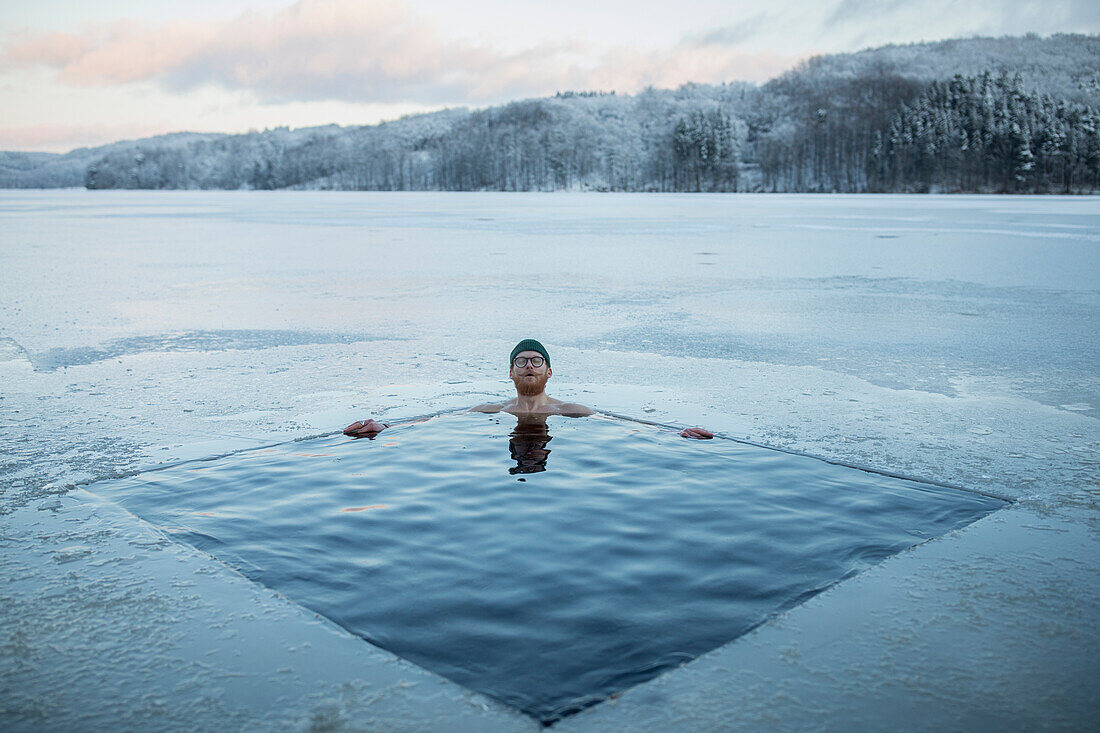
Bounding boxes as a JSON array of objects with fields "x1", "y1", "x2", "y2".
[{"x1": 90, "y1": 412, "x2": 1003, "y2": 723}]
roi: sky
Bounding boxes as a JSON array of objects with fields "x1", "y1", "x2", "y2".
[{"x1": 1, "y1": 0, "x2": 1098, "y2": 152}]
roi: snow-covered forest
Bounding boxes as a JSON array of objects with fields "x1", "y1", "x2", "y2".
[{"x1": 4, "y1": 34, "x2": 1099, "y2": 193}]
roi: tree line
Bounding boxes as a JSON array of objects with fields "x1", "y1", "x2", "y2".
[
  {"x1": 877, "y1": 73, "x2": 1100, "y2": 193},
  {"x1": 81, "y1": 89, "x2": 748, "y2": 193}
]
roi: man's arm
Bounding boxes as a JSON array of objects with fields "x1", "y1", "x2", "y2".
[
  {"x1": 347, "y1": 405, "x2": 501, "y2": 437},
  {"x1": 680, "y1": 427, "x2": 713, "y2": 439},
  {"x1": 345, "y1": 414, "x2": 438, "y2": 437}
]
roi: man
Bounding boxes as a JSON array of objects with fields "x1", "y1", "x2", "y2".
[{"x1": 344, "y1": 338, "x2": 713, "y2": 439}]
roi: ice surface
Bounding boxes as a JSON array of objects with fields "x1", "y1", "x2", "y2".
[{"x1": 1, "y1": 191, "x2": 1098, "y2": 729}]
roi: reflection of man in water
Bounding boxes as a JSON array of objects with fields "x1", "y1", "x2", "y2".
[
  {"x1": 344, "y1": 339, "x2": 712, "y2": 439},
  {"x1": 509, "y1": 415, "x2": 553, "y2": 474}
]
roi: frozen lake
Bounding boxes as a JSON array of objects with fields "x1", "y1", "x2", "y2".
[
  {"x1": 2, "y1": 191, "x2": 1097, "y2": 495},
  {"x1": 1, "y1": 191, "x2": 1098, "y2": 729}
]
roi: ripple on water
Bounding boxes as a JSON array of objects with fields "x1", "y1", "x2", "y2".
[{"x1": 88, "y1": 412, "x2": 1004, "y2": 724}]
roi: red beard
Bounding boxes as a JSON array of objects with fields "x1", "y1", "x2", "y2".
[{"x1": 513, "y1": 372, "x2": 548, "y2": 396}]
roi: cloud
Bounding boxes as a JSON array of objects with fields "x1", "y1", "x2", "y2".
[
  {"x1": 685, "y1": 13, "x2": 774, "y2": 47},
  {"x1": 0, "y1": 122, "x2": 175, "y2": 152},
  {"x1": 0, "y1": 0, "x2": 795, "y2": 105},
  {"x1": 590, "y1": 42, "x2": 796, "y2": 93},
  {"x1": 825, "y1": 0, "x2": 911, "y2": 27},
  {"x1": 824, "y1": 0, "x2": 1100, "y2": 38}
]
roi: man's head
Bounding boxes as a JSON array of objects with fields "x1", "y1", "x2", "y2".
[{"x1": 509, "y1": 338, "x2": 552, "y2": 397}]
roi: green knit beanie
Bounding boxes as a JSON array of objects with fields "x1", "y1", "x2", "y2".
[{"x1": 510, "y1": 339, "x2": 550, "y2": 368}]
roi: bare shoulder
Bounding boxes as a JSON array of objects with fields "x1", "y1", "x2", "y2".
[
  {"x1": 470, "y1": 402, "x2": 506, "y2": 413},
  {"x1": 558, "y1": 403, "x2": 596, "y2": 417}
]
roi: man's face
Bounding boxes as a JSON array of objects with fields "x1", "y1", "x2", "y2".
[{"x1": 510, "y1": 350, "x2": 551, "y2": 396}]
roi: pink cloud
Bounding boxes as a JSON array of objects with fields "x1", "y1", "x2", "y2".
[
  {"x1": 0, "y1": 122, "x2": 177, "y2": 152},
  {"x1": 3, "y1": 29, "x2": 97, "y2": 68},
  {"x1": 593, "y1": 42, "x2": 799, "y2": 91},
  {"x1": 1, "y1": 0, "x2": 796, "y2": 104}
]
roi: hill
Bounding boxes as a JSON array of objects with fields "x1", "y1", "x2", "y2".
[{"x1": 3, "y1": 34, "x2": 1097, "y2": 194}]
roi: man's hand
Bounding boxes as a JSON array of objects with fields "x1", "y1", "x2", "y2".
[
  {"x1": 344, "y1": 419, "x2": 389, "y2": 437},
  {"x1": 679, "y1": 427, "x2": 714, "y2": 439}
]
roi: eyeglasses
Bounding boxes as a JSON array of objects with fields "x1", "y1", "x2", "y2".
[{"x1": 512, "y1": 356, "x2": 545, "y2": 368}]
